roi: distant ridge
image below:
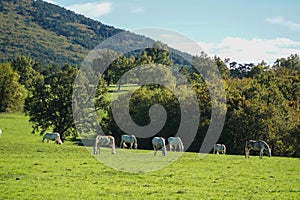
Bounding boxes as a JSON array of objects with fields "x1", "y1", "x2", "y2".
[
  {"x1": 0, "y1": 0, "x2": 149, "y2": 66},
  {"x1": 0, "y1": 0, "x2": 193, "y2": 67}
]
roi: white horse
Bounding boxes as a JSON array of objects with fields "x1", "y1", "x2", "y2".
[
  {"x1": 94, "y1": 135, "x2": 116, "y2": 155},
  {"x1": 245, "y1": 140, "x2": 271, "y2": 159},
  {"x1": 213, "y1": 144, "x2": 226, "y2": 154},
  {"x1": 0, "y1": 129, "x2": 2, "y2": 137},
  {"x1": 120, "y1": 134, "x2": 138, "y2": 149},
  {"x1": 152, "y1": 137, "x2": 166, "y2": 156},
  {"x1": 42, "y1": 132, "x2": 62, "y2": 144},
  {"x1": 168, "y1": 137, "x2": 184, "y2": 152}
]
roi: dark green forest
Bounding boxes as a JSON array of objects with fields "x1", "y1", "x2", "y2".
[{"x1": 0, "y1": 0, "x2": 299, "y2": 157}]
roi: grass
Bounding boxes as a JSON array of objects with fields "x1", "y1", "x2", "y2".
[
  {"x1": 0, "y1": 113, "x2": 299, "y2": 199},
  {"x1": 107, "y1": 84, "x2": 140, "y2": 100}
]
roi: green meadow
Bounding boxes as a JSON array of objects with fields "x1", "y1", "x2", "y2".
[{"x1": 0, "y1": 113, "x2": 299, "y2": 199}]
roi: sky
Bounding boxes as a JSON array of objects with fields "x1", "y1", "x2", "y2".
[{"x1": 44, "y1": 0, "x2": 300, "y2": 65}]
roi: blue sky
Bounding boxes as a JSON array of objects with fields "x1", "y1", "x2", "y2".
[{"x1": 45, "y1": 0, "x2": 300, "y2": 64}]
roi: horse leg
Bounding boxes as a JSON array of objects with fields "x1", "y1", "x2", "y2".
[
  {"x1": 153, "y1": 146, "x2": 157, "y2": 156},
  {"x1": 162, "y1": 147, "x2": 166, "y2": 156},
  {"x1": 260, "y1": 150, "x2": 263, "y2": 159},
  {"x1": 245, "y1": 147, "x2": 249, "y2": 158}
]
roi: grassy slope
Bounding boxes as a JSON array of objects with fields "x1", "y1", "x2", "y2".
[
  {"x1": 108, "y1": 84, "x2": 139, "y2": 100},
  {"x1": 0, "y1": 113, "x2": 299, "y2": 199}
]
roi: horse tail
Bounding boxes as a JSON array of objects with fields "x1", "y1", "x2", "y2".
[
  {"x1": 111, "y1": 136, "x2": 116, "y2": 155},
  {"x1": 245, "y1": 140, "x2": 249, "y2": 158},
  {"x1": 178, "y1": 138, "x2": 184, "y2": 152},
  {"x1": 133, "y1": 135, "x2": 138, "y2": 149}
]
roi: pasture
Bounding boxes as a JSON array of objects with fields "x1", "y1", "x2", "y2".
[
  {"x1": 108, "y1": 84, "x2": 139, "y2": 100},
  {"x1": 0, "y1": 113, "x2": 299, "y2": 199}
]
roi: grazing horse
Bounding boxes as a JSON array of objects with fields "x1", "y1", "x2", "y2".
[
  {"x1": 168, "y1": 137, "x2": 184, "y2": 152},
  {"x1": 94, "y1": 135, "x2": 116, "y2": 155},
  {"x1": 42, "y1": 132, "x2": 62, "y2": 144},
  {"x1": 152, "y1": 137, "x2": 166, "y2": 156},
  {"x1": 245, "y1": 140, "x2": 271, "y2": 159},
  {"x1": 213, "y1": 144, "x2": 226, "y2": 154},
  {"x1": 120, "y1": 134, "x2": 138, "y2": 149}
]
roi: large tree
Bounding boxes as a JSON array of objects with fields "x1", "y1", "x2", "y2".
[
  {"x1": 24, "y1": 65, "x2": 78, "y2": 138},
  {"x1": 25, "y1": 64, "x2": 110, "y2": 139},
  {"x1": 0, "y1": 63, "x2": 25, "y2": 112}
]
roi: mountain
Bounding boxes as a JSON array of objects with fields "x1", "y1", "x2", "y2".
[
  {"x1": 0, "y1": 0, "x2": 151, "y2": 66},
  {"x1": 0, "y1": 0, "x2": 193, "y2": 67}
]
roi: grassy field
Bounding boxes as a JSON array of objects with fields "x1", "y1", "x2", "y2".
[
  {"x1": 0, "y1": 113, "x2": 299, "y2": 199},
  {"x1": 108, "y1": 84, "x2": 140, "y2": 100}
]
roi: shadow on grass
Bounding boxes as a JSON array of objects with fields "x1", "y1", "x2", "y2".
[{"x1": 69, "y1": 137, "x2": 95, "y2": 147}]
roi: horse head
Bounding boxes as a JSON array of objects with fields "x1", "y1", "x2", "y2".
[{"x1": 56, "y1": 138, "x2": 63, "y2": 145}]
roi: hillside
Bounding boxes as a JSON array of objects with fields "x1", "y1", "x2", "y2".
[{"x1": 0, "y1": 0, "x2": 149, "y2": 66}]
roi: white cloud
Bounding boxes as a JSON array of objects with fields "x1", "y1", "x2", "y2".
[
  {"x1": 197, "y1": 37, "x2": 300, "y2": 64},
  {"x1": 266, "y1": 16, "x2": 300, "y2": 32},
  {"x1": 130, "y1": 7, "x2": 144, "y2": 13},
  {"x1": 135, "y1": 30, "x2": 300, "y2": 64},
  {"x1": 67, "y1": 2, "x2": 112, "y2": 19}
]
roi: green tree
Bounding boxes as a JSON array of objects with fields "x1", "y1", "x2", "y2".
[
  {"x1": 73, "y1": 70, "x2": 110, "y2": 136},
  {"x1": 11, "y1": 56, "x2": 39, "y2": 91},
  {"x1": 214, "y1": 56, "x2": 230, "y2": 79},
  {"x1": 144, "y1": 41, "x2": 173, "y2": 66},
  {"x1": 272, "y1": 54, "x2": 300, "y2": 156},
  {"x1": 24, "y1": 65, "x2": 78, "y2": 138},
  {"x1": 222, "y1": 76, "x2": 293, "y2": 155},
  {"x1": 105, "y1": 85, "x2": 182, "y2": 148},
  {"x1": 0, "y1": 63, "x2": 25, "y2": 112},
  {"x1": 106, "y1": 54, "x2": 135, "y2": 90}
]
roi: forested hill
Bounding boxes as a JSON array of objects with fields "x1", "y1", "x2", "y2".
[{"x1": 0, "y1": 0, "x2": 151, "y2": 66}]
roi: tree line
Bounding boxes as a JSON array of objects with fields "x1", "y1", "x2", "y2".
[{"x1": 0, "y1": 47, "x2": 299, "y2": 157}]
